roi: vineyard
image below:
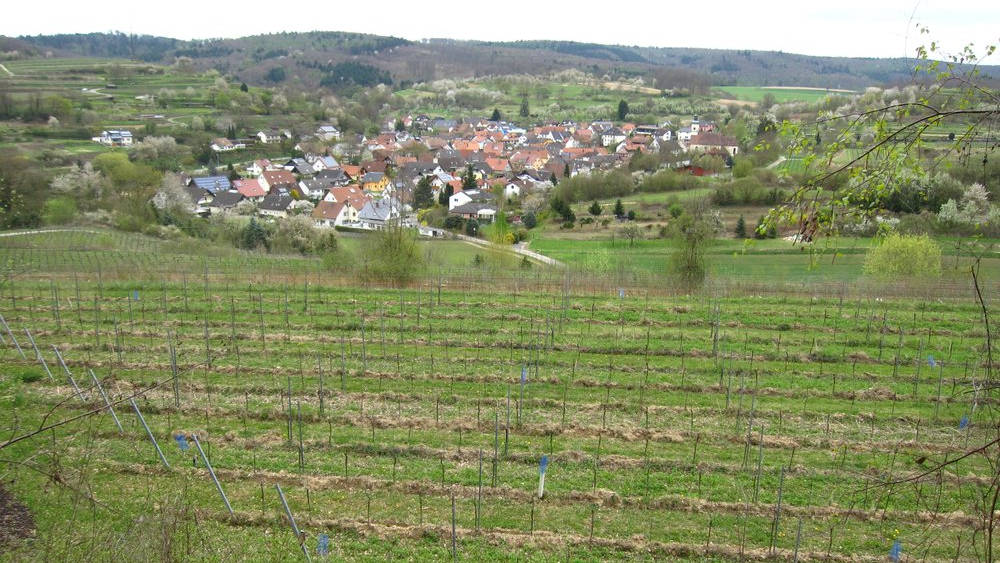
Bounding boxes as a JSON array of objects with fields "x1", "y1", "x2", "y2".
[{"x1": 0, "y1": 232, "x2": 996, "y2": 561}]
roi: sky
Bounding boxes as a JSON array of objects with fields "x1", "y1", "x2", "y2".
[{"x1": 3, "y1": 0, "x2": 999, "y2": 60}]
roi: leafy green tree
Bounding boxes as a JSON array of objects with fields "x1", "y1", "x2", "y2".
[
  {"x1": 613, "y1": 198, "x2": 625, "y2": 218},
  {"x1": 239, "y1": 82, "x2": 249, "y2": 92},
  {"x1": 521, "y1": 212, "x2": 537, "y2": 229},
  {"x1": 617, "y1": 99, "x2": 629, "y2": 121},
  {"x1": 753, "y1": 215, "x2": 777, "y2": 239},
  {"x1": 669, "y1": 203, "x2": 713, "y2": 289},
  {"x1": 413, "y1": 176, "x2": 435, "y2": 210},
  {"x1": 588, "y1": 201, "x2": 602, "y2": 216},
  {"x1": 490, "y1": 108, "x2": 501, "y2": 121},
  {"x1": 361, "y1": 225, "x2": 424, "y2": 286},
  {"x1": 768, "y1": 41, "x2": 1000, "y2": 241},
  {"x1": 863, "y1": 233, "x2": 941, "y2": 279},
  {"x1": 626, "y1": 210, "x2": 636, "y2": 221},
  {"x1": 519, "y1": 95, "x2": 530, "y2": 118},
  {"x1": 732, "y1": 158, "x2": 753, "y2": 178},
  {"x1": 734, "y1": 214, "x2": 747, "y2": 238}
]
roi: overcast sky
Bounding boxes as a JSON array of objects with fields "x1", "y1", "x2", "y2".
[{"x1": 4, "y1": 0, "x2": 998, "y2": 60}]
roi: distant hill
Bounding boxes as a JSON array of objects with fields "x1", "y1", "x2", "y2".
[{"x1": 10, "y1": 31, "x2": 998, "y2": 91}]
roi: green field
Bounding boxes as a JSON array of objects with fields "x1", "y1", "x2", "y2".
[
  {"x1": 715, "y1": 86, "x2": 856, "y2": 104},
  {"x1": 0, "y1": 229, "x2": 996, "y2": 560}
]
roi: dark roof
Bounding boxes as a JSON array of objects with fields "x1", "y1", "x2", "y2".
[
  {"x1": 259, "y1": 194, "x2": 294, "y2": 212},
  {"x1": 361, "y1": 172, "x2": 385, "y2": 183},
  {"x1": 315, "y1": 168, "x2": 348, "y2": 181},
  {"x1": 184, "y1": 185, "x2": 210, "y2": 204},
  {"x1": 208, "y1": 191, "x2": 244, "y2": 208}
]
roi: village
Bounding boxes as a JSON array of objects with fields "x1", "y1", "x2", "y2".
[{"x1": 98, "y1": 113, "x2": 741, "y2": 238}]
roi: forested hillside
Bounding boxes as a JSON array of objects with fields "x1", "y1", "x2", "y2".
[{"x1": 9, "y1": 31, "x2": 997, "y2": 91}]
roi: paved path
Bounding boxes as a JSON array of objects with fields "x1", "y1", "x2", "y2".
[
  {"x1": 766, "y1": 156, "x2": 787, "y2": 169},
  {"x1": 0, "y1": 228, "x2": 100, "y2": 238},
  {"x1": 0, "y1": 63, "x2": 13, "y2": 77},
  {"x1": 454, "y1": 233, "x2": 564, "y2": 267}
]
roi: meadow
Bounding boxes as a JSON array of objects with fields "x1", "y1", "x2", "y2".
[
  {"x1": 0, "y1": 229, "x2": 996, "y2": 560},
  {"x1": 713, "y1": 87, "x2": 853, "y2": 104}
]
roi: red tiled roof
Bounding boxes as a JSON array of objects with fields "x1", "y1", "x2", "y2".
[{"x1": 232, "y1": 179, "x2": 266, "y2": 198}]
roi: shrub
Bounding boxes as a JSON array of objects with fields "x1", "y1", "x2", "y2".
[
  {"x1": 360, "y1": 225, "x2": 424, "y2": 285},
  {"x1": 465, "y1": 219, "x2": 479, "y2": 236},
  {"x1": 42, "y1": 196, "x2": 77, "y2": 225},
  {"x1": 521, "y1": 212, "x2": 537, "y2": 229},
  {"x1": 863, "y1": 233, "x2": 941, "y2": 279}
]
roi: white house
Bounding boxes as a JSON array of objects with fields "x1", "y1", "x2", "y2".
[
  {"x1": 211, "y1": 138, "x2": 245, "y2": 152},
  {"x1": 312, "y1": 199, "x2": 361, "y2": 228},
  {"x1": 95, "y1": 130, "x2": 133, "y2": 146},
  {"x1": 311, "y1": 155, "x2": 339, "y2": 173},
  {"x1": 256, "y1": 129, "x2": 289, "y2": 144},
  {"x1": 315, "y1": 125, "x2": 341, "y2": 141},
  {"x1": 600, "y1": 127, "x2": 626, "y2": 147}
]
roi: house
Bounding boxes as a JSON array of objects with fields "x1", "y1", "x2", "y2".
[
  {"x1": 232, "y1": 179, "x2": 266, "y2": 201},
  {"x1": 184, "y1": 185, "x2": 213, "y2": 213},
  {"x1": 323, "y1": 185, "x2": 367, "y2": 205},
  {"x1": 258, "y1": 194, "x2": 294, "y2": 218},
  {"x1": 299, "y1": 178, "x2": 336, "y2": 199},
  {"x1": 211, "y1": 138, "x2": 245, "y2": 152},
  {"x1": 357, "y1": 198, "x2": 401, "y2": 230},
  {"x1": 206, "y1": 191, "x2": 244, "y2": 214},
  {"x1": 311, "y1": 155, "x2": 340, "y2": 173},
  {"x1": 341, "y1": 165, "x2": 363, "y2": 180},
  {"x1": 258, "y1": 170, "x2": 298, "y2": 193},
  {"x1": 256, "y1": 129, "x2": 289, "y2": 144},
  {"x1": 485, "y1": 157, "x2": 510, "y2": 175},
  {"x1": 312, "y1": 199, "x2": 361, "y2": 228},
  {"x1": 247, "y1": 159, "x2": 273, "y2": 176},
  {"x1": 361, "y1": 172, "x2": 390, "y2": 194},
  {"x1": 315, "y1": 125, "x2": 341, "y2": 141},
  {"x1": 283, "y1": 158, "x2": 314, "y2": 176},
  {"x1": 687, "y1": 132, "x2": 740, "y2": 157},
  {"x1": 600, "y1": 127, "x2": 626, "y2": 147},
  {"x1": 315, "y1": 168, "x2": 351, "y2": 186},
  {"x1": 190, "y1": 176, "x2": 232, "y2": 194},
  {"x1": 448, "y1": 188, "x2": 494, "y2": 211},
  {"x1": 504, "y1": 179, "x2": 531, "y2": 199},
  {"x1": 449, "y1": 201, "x2": 498, "y2": 223},
  {"x1": 676, "y1": 116, "x2": 706, "y2": 142},
  {"x1": 95, "y1": 130, "x2": 133, "y2": 146}
]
